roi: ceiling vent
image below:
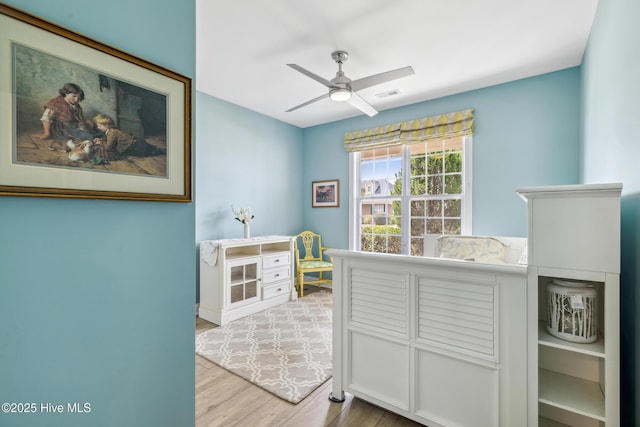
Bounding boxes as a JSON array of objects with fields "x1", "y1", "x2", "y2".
[{"x1": 375, "y1": 89, "x2": 401, "y2": 98}]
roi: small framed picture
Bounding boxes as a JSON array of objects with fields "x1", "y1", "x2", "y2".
[{"x1": 312, "y1": 179, "x2": 339, "y2": 208}]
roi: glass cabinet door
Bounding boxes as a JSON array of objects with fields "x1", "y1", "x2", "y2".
[{"x1": 227, "y1": 257, "x2": 260, "y2": 306}]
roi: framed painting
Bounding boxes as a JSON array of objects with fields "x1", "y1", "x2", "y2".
[
  {"x1": 312, "y1": 179, "x2": 339, "y2": 208},
  {"x1": 0, "y1": 4, "x2": 192, "y2": 201}
]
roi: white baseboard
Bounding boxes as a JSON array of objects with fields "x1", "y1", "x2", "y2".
[{"x1": 195, "y1": 303, "x2": 200, "y2": 317}]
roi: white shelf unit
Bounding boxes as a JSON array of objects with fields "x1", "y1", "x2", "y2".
[
  {"x1": 518, "y1": 183, "x2": 621, "y2": 427},
  {"x1": 199, "y1": 236, "x2": 294, "y2": 325}
]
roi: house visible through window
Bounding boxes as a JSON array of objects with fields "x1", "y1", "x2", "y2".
[
  {"x1": 355, "y1": 137, "x2": 470, "y2": 256},
  {"x1": 345, "y1": 110, "x2": 474, "y2": 256}
]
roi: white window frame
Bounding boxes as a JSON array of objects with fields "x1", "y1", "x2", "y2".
[{"x1": 349, "y1": 135, "x2": 473, "y2": 254}]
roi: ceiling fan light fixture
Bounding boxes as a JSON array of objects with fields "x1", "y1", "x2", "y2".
[
  {"x1": 330, "y1": 88, "x2": 352, "y2": 102},
  {"x1": 286, "y1": 50, "x2": 413, "y2": 116}
]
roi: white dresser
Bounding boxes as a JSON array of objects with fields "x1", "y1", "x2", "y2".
[{"x1": 199, "y1": 236, "x2": 295, "y2": 325}]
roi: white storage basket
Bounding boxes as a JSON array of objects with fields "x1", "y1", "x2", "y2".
[{"x1": 546, "y1": 279, "x2": 598, "y2": 343}]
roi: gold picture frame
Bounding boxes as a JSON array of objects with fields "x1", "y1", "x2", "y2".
[
  {"x1": 0, "y1": 4, "x2": 192, "y2": 201},
  {"x1": 312, "y1": 179, "x2": 339, "y2": 208}
]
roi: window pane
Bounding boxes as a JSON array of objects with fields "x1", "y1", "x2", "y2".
[
  {"x1": 445, "y1": 155, "x2": 462, "y2": 173},
  {"x1": 410, "y1": 237, "x2": 424, "y2": 256},
  {"x1": 445, "y1": 151, "x2": 462, "y2": 173},
  {"x1": 427, "y1": 176, "x2": 443, "y2": 195},
  {"x1": 427, "y1": 200, "x2": 442, "y2": 216},
  {"x1": 410, "y1": 176, "x2": 426, "y2": 196},
  {"x1": 427, "y1": 154, "x2": 443, "y2": 175},
  {"x1": 230, "y1": 284, "x2": 243, "y2": 303},
  {"x1": 387, "y1": 236, "x2": 401, "y2": 254},
  {"x1": 411, "y1": 200, "x2": 425, "y2": 216},
  {"x1": 361, "y1": 199, "x2": 398, "y2": 219},
  {"x1": 392, "y1": 199, "x2": 401, "y2": 219},
  {"x1": 444, "y1": 199, "x2": 461, "y2": 217},
  {"x1": 373, "y1": 211, "x2": 387, "y2": 226},
  {"x1": 411, "y1": 217, "x2": 425, "y2": 237},
  {"x1": 359, "y1": 198, "x2": 400, "y2": 254},
  {"x1": 361, "y1": 202, "x2": 374, "y2": 225},
  {"x1": 360, "y1": 147, "x2": 401, "y2": 196},
  {"x1": 409, "y1": 147, "x2": 427, "y2": 197},
  {"x1": 411, "y1": 155, "x2": 427, "y2": 176},
  {"x1": 246, "y1": 281, "x2": 257, "y2": 298},
  {"x1": 373, "y1": 235, "x2": 387, "y2": 253},
  {"x1": 361, "y1": 232, "x2": 373, "y2": 252},
  {"x1": 427, "y1": 218, "x2": 442, "y2": 234},
  {"x1": 445, "y1": 174, "x2": 462, "y2": 194},
  {"x1": 444, "y1": 218, "x2": 461, "y2": 234}
]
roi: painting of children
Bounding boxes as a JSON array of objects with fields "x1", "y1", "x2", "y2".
[
  {"x1": 35, "y1": 83, "x2": 98, "y2": 151},
  {"x1": 91, "y1": 113, "x2": 166, "y2": 163},
  {"x1": 3, "y1": 9, "x2": 189, "y2": 201},
  {"x1": 13, "y1": 43, "x2": 169, "y2": 178}
]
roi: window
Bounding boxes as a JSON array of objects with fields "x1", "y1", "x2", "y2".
[
  {"x1": 351, "y1": 135, "x2": 472, "y2": 256},
  {"x1": 345, "y1": 109, "x2": 474, "y2": 256}
]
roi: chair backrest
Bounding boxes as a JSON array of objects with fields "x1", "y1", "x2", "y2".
[{"x1": 295, "y1": 230, "x2": 323, "y2": 262}]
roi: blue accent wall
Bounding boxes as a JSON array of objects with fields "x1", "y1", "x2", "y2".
[
  {"x1": 195, "y1": 92, "x2": 304, "y2": 300},
  {"x1": 0, "y1": 1, "x2": 196, "y2": 426},
  {"x1": 582, "y1": 0, "x2": 640, "y2": 424},
  {"x1": 195, "y1": 93, "x2": 304, "y2": 242},
  {"x1": 302, "y1": 68, "x2": 581, "y2": 250}
]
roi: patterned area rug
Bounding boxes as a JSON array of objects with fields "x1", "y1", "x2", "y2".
[{"x1": 195, "y1": 291, "x2": 332, "y2": 404}]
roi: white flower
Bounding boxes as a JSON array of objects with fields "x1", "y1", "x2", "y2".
[{"x1": 231, "y1": 205, "x2": 254, "y2": 224}]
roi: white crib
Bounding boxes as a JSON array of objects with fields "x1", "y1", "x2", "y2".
[{"x1": 327, "y1": 235, "x2": 528, "y2": 427}]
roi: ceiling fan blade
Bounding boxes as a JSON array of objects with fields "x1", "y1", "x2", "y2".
[
  {"x1": 350, "y1": 66, "x2": 415, "y2": 92},
  {"x1": 287, "y1": 64, "x2": 334, "y2": 88},
  {"x1": 286, "y1": 93, "x2": 330, "y2": 112},
  {"x1": 346, "y1": 92, "x2": 378, "y2": 117}
]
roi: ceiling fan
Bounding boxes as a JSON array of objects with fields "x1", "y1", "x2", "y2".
[{"x1": 286, "y1": 50, "x2": 414, "y2": 117}]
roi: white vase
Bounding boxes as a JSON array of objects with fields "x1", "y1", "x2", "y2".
[{"x1": 243, "y1": 223, "x2": 250, "y2": 239}]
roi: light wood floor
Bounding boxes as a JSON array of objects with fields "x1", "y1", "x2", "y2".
[{"x1": 195, "y1": 288, "x2": 425, "y2": 427}]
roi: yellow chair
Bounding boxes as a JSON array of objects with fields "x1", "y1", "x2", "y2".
[{"x1": 294, "y1": 230, "x2": 332, "y2": 297}]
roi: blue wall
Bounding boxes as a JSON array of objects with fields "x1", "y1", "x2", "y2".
[
  {"x1": 0, "y1": 1, "x2": 196, "y2": 426},
  {"x1": 195, "y1": 92, "x2": 304, "y2": 300},
  {"x1": 195, "y1": 93, "x2": 304, "y2": 242},
  {"x1": 581, "y1": 0, "x2": 640, "y2": 423},
  {"x1": 302, "y1": 68, "x2": 582, "y2": 249}
]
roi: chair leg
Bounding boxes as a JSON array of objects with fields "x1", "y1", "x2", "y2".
[{"x1": 298, "y1": 271, "x2": 304, "y2": 297}]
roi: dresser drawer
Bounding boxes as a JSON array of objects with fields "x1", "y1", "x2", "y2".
[
  {"x1": 263, "y1": 266, "x2": 290, "y2": 284},
  {"x1": 263, "y1": 252, "x2": 291, "y2": 269},
  {"x1": 263, "y1": 281, "x2": 291, "y2": 300}
]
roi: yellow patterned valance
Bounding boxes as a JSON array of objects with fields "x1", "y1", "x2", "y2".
[
  {"x1": 343, "y1": 123, "x2": 402, "y2": 152},
  {"x1": 399, "y1": 109, "x2": 474, "y2": 143},
  {"x1": 344, "y1": 108, "x2": 474, "y2": 152}
]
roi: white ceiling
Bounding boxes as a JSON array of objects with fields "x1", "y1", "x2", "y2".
[{"x1": 196, "y1": 0, "x2": 598, "y2": 129}]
